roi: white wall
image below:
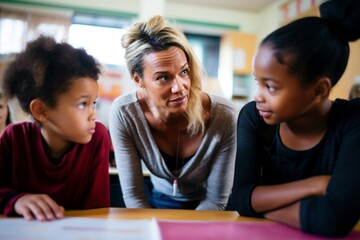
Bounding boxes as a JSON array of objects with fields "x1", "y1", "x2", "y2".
[
  {"x1": 1, "y1": 0, "x2": 288, "y2": 35},
  {"x1": 257, "y1": 0, "x2": 288, "y2": 43}
]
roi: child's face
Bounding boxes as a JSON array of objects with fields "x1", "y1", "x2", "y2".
[
  {"x1": 42, "y1": 77, "x2": 98, "y2": 145},
  {"x1": 252, "y1": 45, "x2": 316, "y2": 125},
  {"x1": 0, "y1": 98, "x2": 9, "y2": 127}
]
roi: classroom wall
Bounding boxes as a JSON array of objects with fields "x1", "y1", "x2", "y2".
[{"x1": 1, "y1": 0, "x2": 279, "y2": 34}]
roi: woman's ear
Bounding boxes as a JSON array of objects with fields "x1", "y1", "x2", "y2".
[
  {"x1": 134, "y1": 73, "x2": 145, "y2": 88},
  {"x1": 29, "y1": 99, "x2": 47, "y2": 123},
  {"x1": 313, "y1": 77, "x2": 331, "y2": 103}
]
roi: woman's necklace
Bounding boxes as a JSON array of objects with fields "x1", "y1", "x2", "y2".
[{"x1": 173, "y1": 128, "x2": 181, "y2": 196}]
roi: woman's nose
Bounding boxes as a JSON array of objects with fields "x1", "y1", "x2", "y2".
[{"x1": 171, "y1": 77, "x2": 184, "y2": 93}]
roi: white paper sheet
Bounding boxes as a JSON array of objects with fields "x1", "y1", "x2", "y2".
[{"x1": 0, "y1": 217, "x2": 159, "y2": 240}]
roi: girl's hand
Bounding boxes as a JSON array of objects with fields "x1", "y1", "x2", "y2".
[{"x1": 14, "y1": 194, "x2": 64, "y2": 221}]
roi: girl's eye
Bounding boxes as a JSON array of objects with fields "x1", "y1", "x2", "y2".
[
  {"x1": 267, "y1": 85, "x2": 276, "y2": 93},
  {"x1": 78, "y1": 102, "x2": 87, "y2": 110},
  {"x1": 93, "y1": 101, "x2": 97, "y2": 108}
]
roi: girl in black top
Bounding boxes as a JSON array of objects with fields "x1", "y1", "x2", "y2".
[{"x1": 231, "y1": 0, "x2": 360, "y2": 237}]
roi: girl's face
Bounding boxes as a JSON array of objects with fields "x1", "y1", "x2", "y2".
[
  {"x1": 41, "y1": 77, "x2": 98, "y2": 147},
  {"x1": 253, "y1": 44, "x2": 316, "y2": 125},
  {"x1": 136, "y1": 46, "x2": 191, "y2": 117},
  {"x1": 0, "y1": 98, "x2": 9, "y2": 127}
]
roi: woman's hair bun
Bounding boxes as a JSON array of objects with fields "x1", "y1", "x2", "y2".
[{"x1": 320, "y1": 0, "x2": 360, "y2": 42}]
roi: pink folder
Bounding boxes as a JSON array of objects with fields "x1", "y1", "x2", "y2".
[{"x1": 158, "y1": 220, "x2": 360, "y2": 240}]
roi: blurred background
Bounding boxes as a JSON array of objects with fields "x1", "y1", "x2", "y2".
[{"x1": 1, "y1": 0, "x2": 359, "y2": 128}]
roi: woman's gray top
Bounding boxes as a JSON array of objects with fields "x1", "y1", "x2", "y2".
[{"x1": 109, "y1": 91, "x2": 237, "y2": 210}]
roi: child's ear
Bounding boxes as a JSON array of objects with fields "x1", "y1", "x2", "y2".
[
  {"x1": 29, "y1": 99, "x2": 47, "y2": 123},
  {"x1": 313, "y1": 77, "x2": 331, "y2": 102}
]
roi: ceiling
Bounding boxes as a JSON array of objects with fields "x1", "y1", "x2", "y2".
[{"x1": 167, "y1": 0, "x2": 277, "y2": 12}]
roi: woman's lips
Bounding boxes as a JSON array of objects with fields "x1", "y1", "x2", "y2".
[{"x1": 170, "y1": 95, "x2": 187, "y2": 104}]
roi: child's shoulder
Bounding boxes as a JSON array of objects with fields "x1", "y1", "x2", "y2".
[
  {"x1": 94, "y1": 121, "x2": 109, "y2": 136},
  {"x1": 91, "y1": 121, "x2": 110, "y2": 143},
  {"x1": 330, "y1": 99, "x2": 360, "y2": 129},
  {"x1": 1, "y1": 121, "x2": 39, "y2": 145},
  {"x1": 239, "y1": 101, "x2": 258, "y2": 118},
  {"x1": 5, "y1": 121, "x2": 38, "y2": 135},
  {"x1": 333, "y1": 98, "x2": 360, "y2": 115}
]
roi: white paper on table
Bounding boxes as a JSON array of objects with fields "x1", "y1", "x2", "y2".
[{"x1": 0, "y1": 217, "x2": 160, "y2": 240}]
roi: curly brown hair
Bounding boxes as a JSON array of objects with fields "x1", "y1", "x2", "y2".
[{"x1": 1, "y1": 36, "x2": 101, "y2": 115}]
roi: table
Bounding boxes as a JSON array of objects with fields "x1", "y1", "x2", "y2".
[
  {"x1": 109, "y1": 166, "x2": 150, "y2": 176},
  {"x1": 64, "y1": 208, "x2": 360, "y2": 239},
  {"x1": 2, "y1": 208, "x2": 360, "y2": 239},
  {"x1": 65, "y1": 207, "x2": 258, "y2": 221}
]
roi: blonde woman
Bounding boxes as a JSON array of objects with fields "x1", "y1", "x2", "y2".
[{"x1": 109, "y1": 15, "x2": 236, "y2": 210}]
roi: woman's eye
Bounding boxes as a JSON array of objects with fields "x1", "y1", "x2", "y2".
[
  {"x1": 157, "y1": 75, "x2": 168, "y2": 82},
  {"x1": 181, "y1": 69, "x2": 189, "y2": 76}
]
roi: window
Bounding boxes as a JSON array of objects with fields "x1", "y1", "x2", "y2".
[
  {"x1": 68, "y1": 13, "x2": 132, "y2": 66},
  {"x1": 69, "y1": 24, "x2": 126, "y2": 66},
  {"x1": 0, "y1": 9, "x2": 70, "y2": 55},
  {"x1": 185, "y1": 33, "x2": 220, "y2": 78},
  {"x1": 0, "y1": 18, "x2": 26, "y2": 55}
]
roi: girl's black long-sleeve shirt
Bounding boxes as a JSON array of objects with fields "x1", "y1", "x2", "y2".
[{"x1": 232, "y1": 99, "x2": 360, "y2": 238}]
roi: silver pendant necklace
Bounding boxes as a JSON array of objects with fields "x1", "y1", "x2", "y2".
[{"x1": 173, "y1": 128, "x2": 181, "y2": 196}]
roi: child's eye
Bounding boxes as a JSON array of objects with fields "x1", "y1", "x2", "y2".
[
  {"x1": 78, "y1": 102, "x2": 87, "y2": 110},
  {"x1": 267, "y1": 85, "x2": 276, "y2": 93},
  {"x1": 93, "y1": 101, "x2": 97, "y2": 108}
]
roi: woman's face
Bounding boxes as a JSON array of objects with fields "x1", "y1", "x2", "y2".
[
  {"x1": 0, "y1": 98, "x2": 9, "y2": 127},
  {"x1": 252, "y1": 44, "x2": 316, "y2": 125},
  {"x1": 137, "y1": 46, "x2": 191, "y2": 116}
]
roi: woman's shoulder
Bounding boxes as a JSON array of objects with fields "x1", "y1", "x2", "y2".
[
  {"x1": 110, "y1": 91, "x2": 141, "y2": 118},
  {"x1": 207, "y1": 93, "x2": 237, "y2": 113},
  {"x1": 111, "y1": 91, "x2": 137, "y2": 107}
]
